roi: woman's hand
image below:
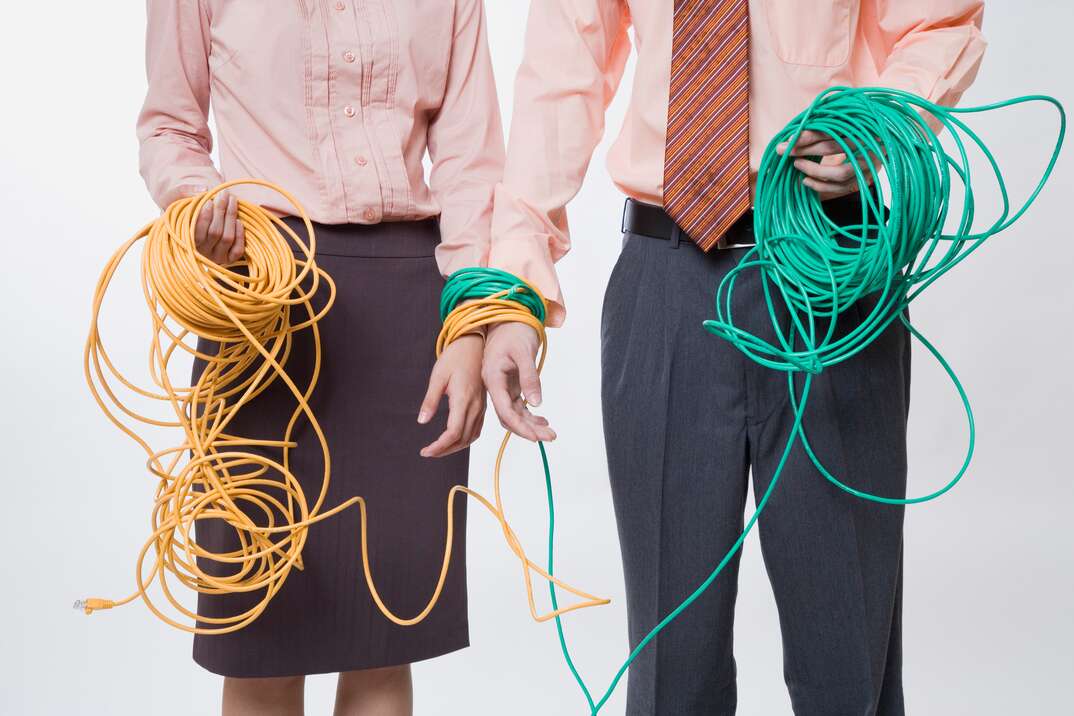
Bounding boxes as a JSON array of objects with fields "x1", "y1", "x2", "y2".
[
  {"x1": 190, "y1": 190, "x2": 246, "y2": 265},
  {"x1": 419, "y1": 334, "x2": 487, "y2": 458},
  {"x1": 481, "y1": 322, "x2": 556, "y2": 443}
]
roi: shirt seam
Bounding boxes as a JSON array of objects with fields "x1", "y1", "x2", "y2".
[{"x1": 320, "y1": 0, "x2": 354, "y2": 222}]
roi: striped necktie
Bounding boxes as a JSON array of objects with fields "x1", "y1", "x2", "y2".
[{"x1": 664, "y1": 0, "x2": 751, "y2": 251}]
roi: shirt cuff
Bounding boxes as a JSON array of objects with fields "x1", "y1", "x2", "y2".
[{"x1": 488, "y1": 234, "x2": 566, "y2": 328}]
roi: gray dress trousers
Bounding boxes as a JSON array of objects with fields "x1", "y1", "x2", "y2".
[{"x1": 600, "y1": 199, "x2": 910, "y2": 715}]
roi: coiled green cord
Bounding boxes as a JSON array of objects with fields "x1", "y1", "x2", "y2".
[
  {"x1": 440, "y1": 266, "x2": 547, "y2": 324},
  {"x1": 544, "y1": 86, "x2": 1065, "y2": 714}
]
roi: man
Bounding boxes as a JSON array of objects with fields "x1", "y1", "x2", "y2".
[{"x1": 480, "y1": 1, "x2": 986, "y2": 713}]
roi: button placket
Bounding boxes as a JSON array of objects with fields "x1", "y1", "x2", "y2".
[{"x1": 330, "y1": 1, "x2": 385, "y2": 224}]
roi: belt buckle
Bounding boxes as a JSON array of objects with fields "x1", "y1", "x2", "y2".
[
  {"x1": 714, "y1": 208, "x2": 757, "y2": 250},
  {"x1": 715, "y1": 235, "x2": 756, "y2": 250}
]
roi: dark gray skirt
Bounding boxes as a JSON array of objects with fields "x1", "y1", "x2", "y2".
[{"x1": 192, "y1": 217, "x2": 469, "y2": 677}]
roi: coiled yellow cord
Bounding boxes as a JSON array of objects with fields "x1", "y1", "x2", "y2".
[
  {"x1": 83, "y1": 179, "x2": 606, "y2": 634},
  {"x1": 434, "y1": 278, "x2": 611, "y2": 624}
]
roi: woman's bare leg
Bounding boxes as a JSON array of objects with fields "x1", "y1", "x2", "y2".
[
  {"x1": 222, "y1": 675, "x2": 305, "y2": 716},
  {"x1": 334, "y1": 665, "x2": 413, "y2": 716}
]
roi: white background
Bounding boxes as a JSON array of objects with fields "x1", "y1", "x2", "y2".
[{"x1": 1, "y1": 1, "x2": 1072, "y2": 714}]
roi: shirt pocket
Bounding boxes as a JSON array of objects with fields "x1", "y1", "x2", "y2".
[
  {"x1": 762, "y1": 0, "x2": 854, "y2": 68},
  {"x1": 207, "y1": 1, "x2": 306, "y2": 78}
]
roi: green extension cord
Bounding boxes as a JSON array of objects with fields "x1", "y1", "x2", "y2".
[
  {"x1": 543, "y1": 86, "x2": 1065, "y2": 714},
  {"x1": 440, "y1": 266, "x2": 547, "y2": 324},
  {"x1": 441, "y1": 87, "x2": 1065, "y2": 714}
]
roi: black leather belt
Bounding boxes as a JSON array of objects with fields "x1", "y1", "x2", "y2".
[
  {"x1": 621, "y1": 198, "x2": 756, "y2": 250},
  {"x1": 621, "y1": 193, "x2": 866, "y2": 250}
]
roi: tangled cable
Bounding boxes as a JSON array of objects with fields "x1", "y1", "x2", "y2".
[
  {"x1": 83, "y1": 200, "x2": 606, "y2": 631},
  {"x1": 704, "y1": 86, "x2": 1065, "y2": 504},
  {"x1": 83, "y1": 179, "x2": 337, "y2": 633},
  {"x1": 544, "y1": 87, "x2": 1065, "y2": 713}
]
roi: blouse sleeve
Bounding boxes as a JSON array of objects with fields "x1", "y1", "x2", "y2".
[
  {"x1": 426, "y1": 0, "x2": 507, "y2": 278},
  {"x1": 136, "y1": 0, "x2": 224, "y2": 209}
]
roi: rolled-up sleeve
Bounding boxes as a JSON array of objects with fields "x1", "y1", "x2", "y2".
[
  {"x1": 136, "y1": 0, "x2": 223, "y2": 209},
  {"x1": 427, "y1": 0, "x2": 506, "y2": 279},
  {"x1": 867, "y1": 0, "x2": 988, "y2": 113},
  {"x1": 489, "y1": 0, "x2": 631, "y2": 327}
]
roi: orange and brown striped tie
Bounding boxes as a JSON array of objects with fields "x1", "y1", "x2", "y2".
[{"x1": 664, "y1": 0, "x2": 751, "y2": 251}]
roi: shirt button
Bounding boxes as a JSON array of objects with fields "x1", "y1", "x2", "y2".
[
  {"x1": 354, "y1": 155, "x2": 368, "y2": 167},
  {"x1": 363, "y1": 208, "x2": 377, "y2": 222},
  {"x1": 335, "y1": 1, "x2": 345, "y2": 10},
  {"x1": 343, "y1": 50, "x2": 356, "y2": 63},
  {"x1": 343, "y1": 105, "x2": 356, "y2": 118}
]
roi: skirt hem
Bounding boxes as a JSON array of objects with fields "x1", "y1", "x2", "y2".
[{"x1": 192, "y1": 635, "x2": 471, "y2": 679}]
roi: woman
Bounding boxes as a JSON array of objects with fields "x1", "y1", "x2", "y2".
[{"x1": 136, "y1": 2, "x2": 502, "y2": 714}]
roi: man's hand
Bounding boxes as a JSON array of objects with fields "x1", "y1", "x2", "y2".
[
  {"x1": 192, "y1": 190, "x2": 246, "y2": 265},
  {"x1": 419, "y1": 334, "x2": 487, "y2": 458},
  {"x1": 776, "y1": 130, "x2": 880, "y2": 201},
  {"x1": 482, "y1": 322, "x2": 556, "y2": 442}
]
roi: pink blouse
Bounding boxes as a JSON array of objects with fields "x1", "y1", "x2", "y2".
[
  {"x1": 137, "y1": 0, "x2": 505, "y2": 277},
  {"x1": 490, "y1": 0, "x2": 988, "y2": 326}
]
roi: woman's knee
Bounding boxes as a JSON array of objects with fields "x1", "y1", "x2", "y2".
[
  {"x1": 222, "y1": 674, "x2": 305, "y2": 716},
  {"x1": 338, "y1": 664, "x2": 412, "y2": 688}
]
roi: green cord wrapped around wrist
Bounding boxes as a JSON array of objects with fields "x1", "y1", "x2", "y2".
[{"x1": 439, "y1": 267, "x2": 546, "y2": 324}]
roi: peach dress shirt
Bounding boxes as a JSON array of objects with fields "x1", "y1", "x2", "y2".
[
  {"x1": 137, "y1": 0, "x2": 505, "y2": 278},
  {"x1": 491, "y1": 0, "x2": 988, "y2": 325}
]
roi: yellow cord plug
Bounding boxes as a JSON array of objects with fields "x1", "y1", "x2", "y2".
[{"x1": 83, "y1": 598, "x2": 116, "y2": 615}]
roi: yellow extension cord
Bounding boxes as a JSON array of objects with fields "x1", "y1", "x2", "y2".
[{"x1": 83, "y1": 179, "x2": 608, "y2": 634}]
